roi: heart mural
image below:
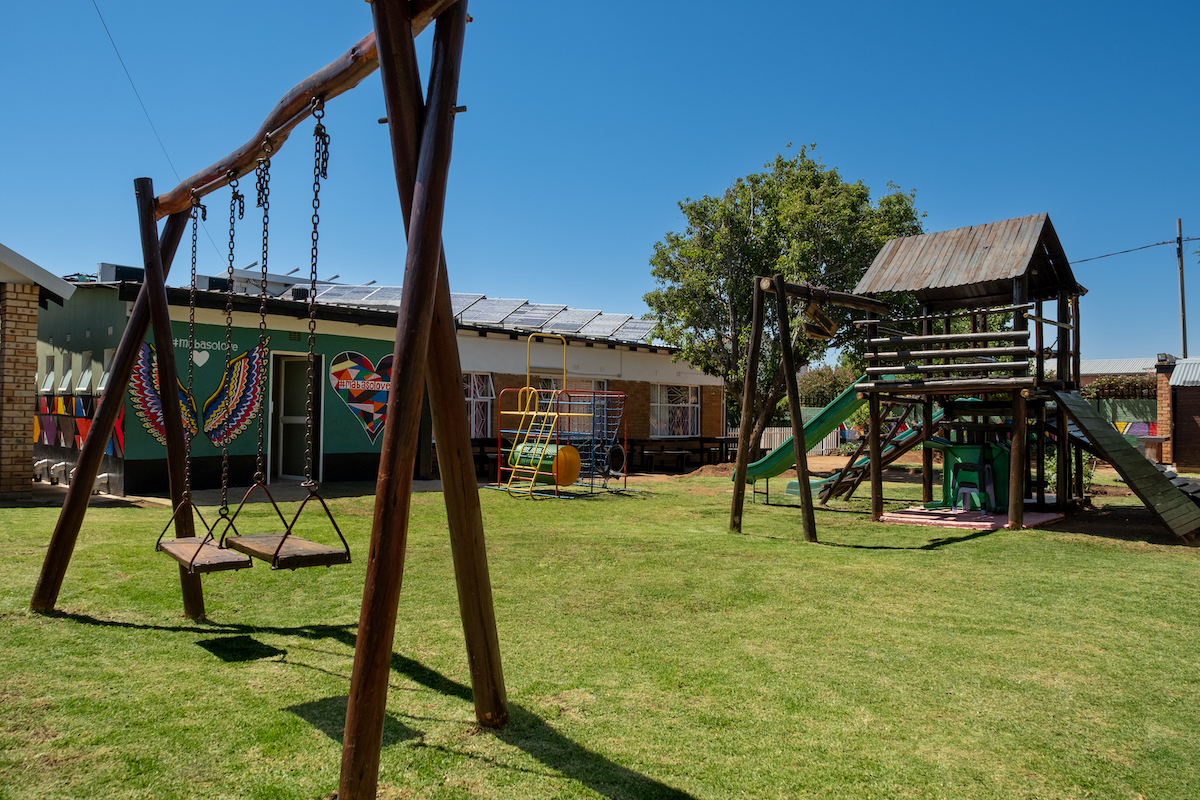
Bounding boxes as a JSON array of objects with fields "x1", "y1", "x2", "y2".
[{"x1": 328, "y1": 351, "x2": 394, "y2": 444}]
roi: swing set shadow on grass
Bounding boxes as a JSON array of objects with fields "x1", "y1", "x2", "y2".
[{"x1": 45, "y1": 610, "x2": 697, "y2": 800}]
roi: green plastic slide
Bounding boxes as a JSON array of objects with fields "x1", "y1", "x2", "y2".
[{"x1": 739, "y1": 376, "x2": 867, "y2": 482}]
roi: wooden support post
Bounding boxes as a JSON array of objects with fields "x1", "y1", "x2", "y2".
[
  {"x1": 1071, "y1": 294, "x2": 1081, "y2": 390},
  {"x1": 1036, "y1": 403, "x2": 1046, "y2": 508},
  {"x1": 372, "y1": 0, "x2": 505, "y2": 726},
  {"x1": 921, "y1": 307, "x2": 934, "y2": 503},
  {"x1": 1057, "y1": 290, "x2": 1070, "y2": 385},
  {"x1": 1055, "y1": 290, "x2": 1071, "y2": 507},
  {"x1": 1056, "y1": 401, "x2": 1070, "y2": 512},
  {"x1": 772, "y1": 274, "x2": 817, "y2": 542},
  {"x1": 869, "y1": 391, "x2": 883, "y2": 521},
  {"x1": 866, "y1": 311, "x2": 883, "y2": 520},
  {"x1": 135, "y1": 178, "x2": 205, "y2": 619},
  {"x1": 31, "y1": 212, "x2": 188, "y2": 613},
  {"x1": 1009, "y1": 392, "x2": 1026, "y2": 530},
  {"x1": 341, "y1": 4, "x2": 470, "y2": 799},
  {"x1": 1035, "y1": 300, "x2": 1044, "y2": 383},
  {"x1": 730, "y1": 280, "x2": 765, "y2": 533}
]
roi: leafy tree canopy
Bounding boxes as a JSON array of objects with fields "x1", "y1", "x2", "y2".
[{"x1": 644, "y1": 145, "x2": 923, "y2": 449}]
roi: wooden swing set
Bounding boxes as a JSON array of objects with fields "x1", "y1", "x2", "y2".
[{"x1": 29, "y1": 3, "x2": 504, "y2": 798}]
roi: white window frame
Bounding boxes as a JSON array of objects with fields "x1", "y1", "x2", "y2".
[
  {"x1": 97, "y1": 348, "x2": 115, "y2": 394},
  {"x1": 650, "y1": 384, "x2": 700, "y2": 438},
  {"x1": 40, "y1": 355, "x2": 55, "y2": 395},
  {"x1": 462, "y1": 372, "x2": 496, "y2": 439},
  {"x1": 76, "y1": 351, "x2": 94, "y2": 394}
]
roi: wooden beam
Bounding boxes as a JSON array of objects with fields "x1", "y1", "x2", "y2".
[
  {"x1": 340, "y1": 4, "x2": 469, "y2": 799},
  {"x1": 135, "y1": 178, "x2": 205, "y2": 619},
  {"x1": 757, "y1": 276, "x2": 890, "y2": 315},
  {"x1": 1008, "y1": 392, "x2": 1026, "y2": 530},
  {"x1": 373, "y1": 0, "x2": 505, "y2": 725},
  {"x1": 31, "y1": 212, "x2": 189, "y2": 613},
  {"x1": 857, "y1": 377, "x2": 1037, "y2": 394},
  {"x1": 870, "y1": 346, "x2": 1031, "y2": 361},
  {"x1": 153, "y1": 0, "x2": 458, "y2": 219},
  {"x1": 881, "y1": 303, "x2": 1034, "y2": 325},
  {"x1": 866, "y1": 361, "x2": 1031, "y2": 376},
  {"x1": 868, "y1": 391, "x2": 883, "y2": 521},
  {"x1": 867, "y1": 330, "x2": 1030, "y2": 348},
  {"x1": 772, "y1": 274, "x2": 817, "y2": 542},
  {"x1": 729, "y1": 279, "x2": 765, "y2": 533}
]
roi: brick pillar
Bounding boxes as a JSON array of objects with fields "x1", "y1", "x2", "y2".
[
  {"x1": 1156, "y1": 362, "x2": 1175, "y2": 465},
  {"x1": 0, "y1": 283, "x2": 39, "y2": 498}
]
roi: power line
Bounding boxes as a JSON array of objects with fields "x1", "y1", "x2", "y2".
[
  {"x1": 91, "y1": 0, "x2": 180, "y2": 182},
  {"x1": 1074, "y1": 237, "x2": 1200, "y2": 264},
  {"x1": 91, "y1": 1, "x2": 224, "y2": 264}
]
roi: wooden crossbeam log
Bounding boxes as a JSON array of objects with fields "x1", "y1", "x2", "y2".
[
  {"x1": 866, "y1": 361, "x2": 1031, "y2": 376},
  {"x1": 867, "y1": 330, "x2": 1030, "y2": 347},
  {"x1": 154, "y1": 0, "x2": 458, "y2": 219},
  {"x1": 869, "y1": 346, "x2": 1032, "y2": 361}
]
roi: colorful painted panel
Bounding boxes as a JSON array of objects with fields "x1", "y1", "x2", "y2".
[
  {"x1": 130, "y1": 339, "x2": 266, "y2": 447},
  {"x1": 328, "y1": 351, "x2": 393, "y2": 444}
]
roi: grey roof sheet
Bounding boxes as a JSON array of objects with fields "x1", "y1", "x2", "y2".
[
  {"x1": 1080, "y1": 358, "x2": 1158, "y2": 376},
  {"x1": 1169, "y1": 359, "x2": 1200, "y2": 387}
]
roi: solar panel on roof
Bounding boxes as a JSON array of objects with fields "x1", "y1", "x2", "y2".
[
  {"x1": 613, "y1": 318, "x2": 655, "y2": 341},
  {"x1": 458, "y1": 297, "x2": 527, "y2": 325},
  {"x1": 362, "y1": 286, "x2": 405, "y2": 304},
  {"x1": 451, "y1": 293, "x2": 484, "y2": 316},
  {"x1": 543, "y1": 309, "x2": 600, "y2": 333},
  {"x1": 501, "y1": 303, "x2": 565, "y2": 330},
  {"x1": 314, "y1": 285, "x2": 380, "y2": 302},
  {"x1": 577, "y1": 313, "x2": 631, "y2": 338}
]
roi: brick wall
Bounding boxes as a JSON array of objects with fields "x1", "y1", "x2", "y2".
[
  {"x1": 1156, "y1": 366, "x2": 1174, "y2": 464},
  {"x1": 0, "y1": 283, "x2": 40, "y2": 497}
]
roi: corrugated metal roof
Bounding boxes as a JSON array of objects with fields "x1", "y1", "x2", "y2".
[
  {"x1": 854, "y1": 213, "x2": 1082, "y2": 310},
  {"x1": 1169, "y1": 359, "x2": 1200, "y2": 387},
  {"x1": 1080, "y1": 358, "x2": 1158, "y2": 376}
]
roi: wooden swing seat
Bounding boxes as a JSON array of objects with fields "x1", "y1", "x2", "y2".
[
  {"x1": 158, "y1": 537, "x2": 253, "y2": 574},
  {"x1": 225, "y1": 532, "x2": 351, "y2": 570}
]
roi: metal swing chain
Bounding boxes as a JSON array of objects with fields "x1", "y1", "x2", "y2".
[
  {"x1": 220, "y1": 176, "x2": 244, "y2": 516},
  {"x1": 305, "y1": 99, "x2": 329, "y2": 488},
  {"x1": 185, "y1": 196, "x2": 206, "y2": 499},
  {"x1": 254, "y1": 148, "x2": 272, "y2": 484}
]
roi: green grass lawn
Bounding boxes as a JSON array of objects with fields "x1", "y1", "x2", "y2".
[{"x1": 2, "y1": 472, "x2": 1198, "y2": 799}]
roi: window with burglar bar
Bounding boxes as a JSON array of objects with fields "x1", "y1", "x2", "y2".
[
  {"x1": 462, "y1": 373, "x2": 495, "y2": 438},
  {"x1": 650, "y1": 384, "x2": 699, "y2": 437}
]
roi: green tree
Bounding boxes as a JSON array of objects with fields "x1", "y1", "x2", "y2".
[{"x1": 644, "y1": 146, "x2": 922, "y2": 452}]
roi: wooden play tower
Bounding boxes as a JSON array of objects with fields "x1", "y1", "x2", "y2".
[{"x1": 732, "y1": 213, "x2": 1200, "y2": 542}]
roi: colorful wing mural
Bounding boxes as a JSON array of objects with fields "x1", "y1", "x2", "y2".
[
  {"x1": 202, "y1": 338, "x2": 269, "y2": 448},
  {"x1": 130, "y1": 342, "x2": 200, "y2": 445}
]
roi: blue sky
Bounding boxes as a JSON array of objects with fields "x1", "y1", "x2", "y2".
[{"x1": 2, "y1": 1, "x2": 1197, "y2": 361}]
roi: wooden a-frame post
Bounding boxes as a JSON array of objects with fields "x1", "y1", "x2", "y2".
[
  {"x1": 31, "y1": 211, "x2": 192, "y2": 614},
  {"x1": 341, "y1": 3, "x2": 506, "y2": 798},
  {"x1": 729, "y1": 279, "x2": 765, "y2": 533},
  {"x1": 771, "y1": 274, "x2": 818, "y2": 542},
  {"x1": 134, "y1": 178, "x2": 206, "y2": 617}
]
